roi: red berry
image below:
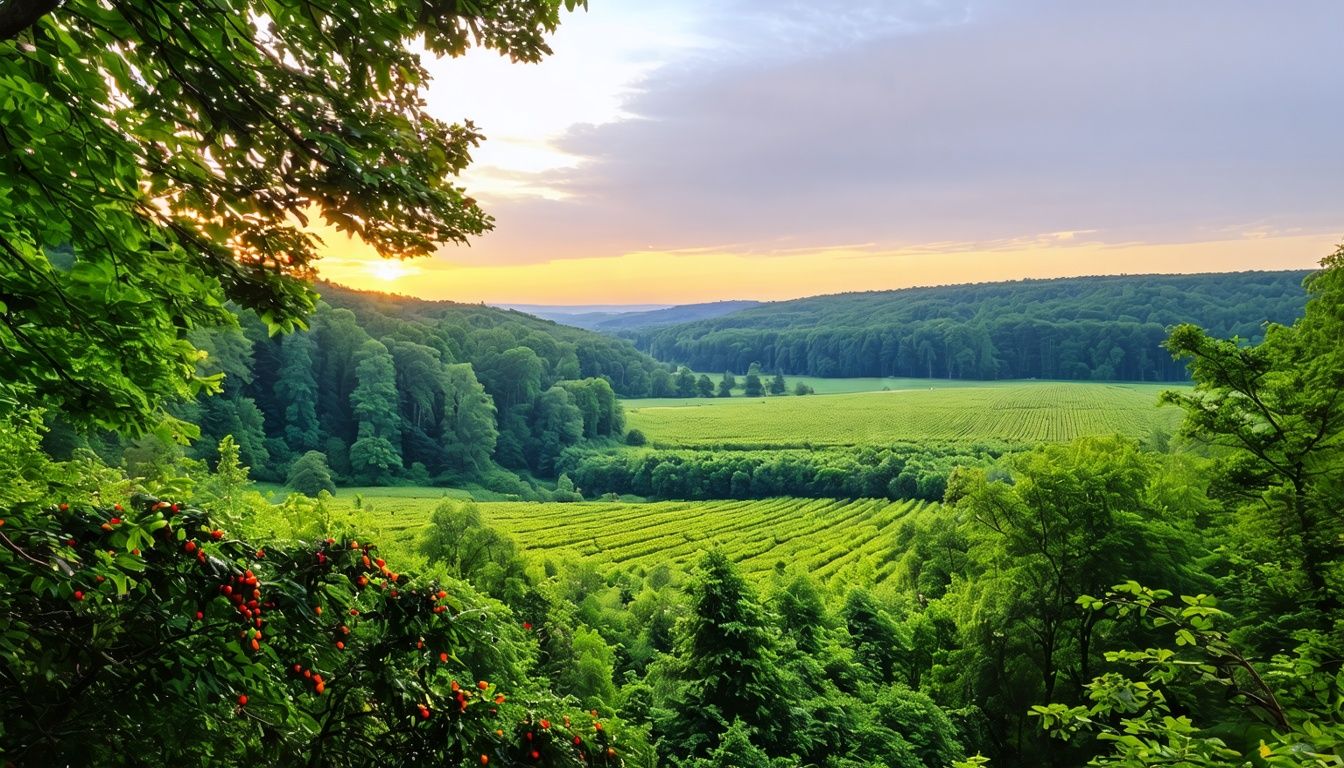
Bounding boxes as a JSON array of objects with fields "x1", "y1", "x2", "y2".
[
  {"x1": 530, "y1": 750, "x2": 540, "y2": 761},
  {"x1": 73, "y1": 590, "x2": 84, "y2": 601},
  {"x1": 335, "y1": 641, "x2": 344, "y2": 650},
  {"x1": 109, "y1": 517, "x2": 121, "y2": 525},
  {"x1": 211, "y1": 530, "x2": 224, "y2": 540},
  {"x1": 184, "y1": 541, "x2": 196, "y2": 553},
  {"x1": 238, "y1": 694, "x2": 248, "y2": 706},
  {"x1": 573, "y1": 735, "x2": 582, "y2": 745},
  {"x1": 418, "y1": 704, "x2": 430, "y2": 719},
  {"x1": 540, "y1": 719, "x2": 550, "y2": 729},
  {"x1": 195, "y1": 611, "x2": 204, "y2": 620},
  {"x1": 439, "y1": 652, "x2": 449, "y2": 663},
  {"x1": 58, "y1": 503, "x2": 69, "y2": 512}
]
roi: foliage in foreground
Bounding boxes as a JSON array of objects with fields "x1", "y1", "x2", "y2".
[
  {"x1": 0, "y1": 488, "x2": 635, "y2": 766},
  {"x1": 0, "y1": 0, "x2": 583, "y2": 433}
]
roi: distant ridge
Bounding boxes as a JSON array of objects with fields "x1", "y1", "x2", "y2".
[
  {"x1": 514, "y1": 300, "x2": 762, "y2": 333},
  {"x1": 628, "y1": 270, "x2": 1313, "y2": 383}
]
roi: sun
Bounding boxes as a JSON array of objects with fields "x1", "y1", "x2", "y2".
[{"x1": 367, "y1": 260, "x2": 416, "y2": 282}]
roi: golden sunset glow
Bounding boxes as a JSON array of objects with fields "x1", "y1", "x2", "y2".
[{"x1": 314, "y1": 229, "x2": 1333, "y2": 305}]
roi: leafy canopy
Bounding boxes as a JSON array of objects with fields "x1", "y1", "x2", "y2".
[{"x1": 0, "y1": 0, "x2": 583, "y2": 432}]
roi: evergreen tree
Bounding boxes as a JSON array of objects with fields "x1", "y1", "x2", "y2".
[
  {"x1": 349, "y1": 339, "x2": 401, "y2": 482},
  {"x1": 717, "y1": 371, "x2": 736, "y2": 397},
  {"x1": 688, "y1": 720, "x2": 772, "y2": 768},
  {"x1": 274, "y1": 331, "x2": 321, "y2": 453},
  {"x1": 658, "y1": 550, "x2": 792, "y2": 761},
  {"x1": 769, "y1": 371, "x2": 786, "y2": 395},
  {"x1": 440, "y1": 363, "x2": 498, "y2": 473},
  {"x1": 743, "y1": 362, "x2": 764, "y2": 397}
]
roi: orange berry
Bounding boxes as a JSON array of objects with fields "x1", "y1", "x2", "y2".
[
  {"x1": 480, "y1": 756, "x2": 489, "y2": 765},
  {"x1": 540, "y1": 719, "x2": 550, "y2": 729},
  {"x1": 440, "y1": 652, "x2": 450, "y2": 663},
  {"x1": 477, "y1": 680, "x2": 488, "y2": 691},
  {"x1": 335, "y1": 641, "x2": 344, "y2": 650},
  {"x1": 315, "y1": 681, "x2": 326, "y2": 694},
  {"x1": 314, "y1": 606, "x2": 322, "y2": 616}
]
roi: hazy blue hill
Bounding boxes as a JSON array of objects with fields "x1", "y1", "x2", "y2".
[
  {"x1": 629, "y1": 271, "x2": 1313, "y2": 382},
  {"x1": 506, "y1": 299, "x2": 762, "y2": 332}
]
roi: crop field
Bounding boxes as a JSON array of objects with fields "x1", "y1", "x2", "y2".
[
  {"x1": 625, "y1": 380, "x2": 1183, "y2": 447},
  {"x1": 323, "y1": 493, "x2": 935, "y2": 585}
]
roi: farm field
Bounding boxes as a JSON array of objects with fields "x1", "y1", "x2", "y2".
[
  {"x1": 625, "y1": 380, "x2": 1184, "y2": 447},
  {"x1": 323, "y1": 493, "x2": 934, "y2": 585}
]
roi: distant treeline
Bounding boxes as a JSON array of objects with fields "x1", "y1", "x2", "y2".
[
  {"x1": 629, "y1": 271, "x2": 1312, "y2": 381},
  {"x1": 557, "y1": 443, "x2": 1006, "y2": 502}
]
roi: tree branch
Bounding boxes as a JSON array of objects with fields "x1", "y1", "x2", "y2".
[{"x1": 0, "y1": 0, "x2": 60, "y2": 40}]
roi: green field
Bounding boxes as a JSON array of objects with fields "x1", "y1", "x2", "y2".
[
  {"x1": 324, "y1": 494, "x2": 934, "y2": 585},
  {"x1": 625, "y1": 380, "x2": 1183, "y2": 447}
]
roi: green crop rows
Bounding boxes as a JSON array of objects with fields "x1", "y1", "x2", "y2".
[
  {"x1": 326, "y1": 493, "x2": 936, "y2": 585},
  {"x1": 625, "y1": 381, "x2": 1183, "y2": 447}
]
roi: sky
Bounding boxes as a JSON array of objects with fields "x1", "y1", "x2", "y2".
[{"x1": 316, "y1": 0, "x2": 1344, "y2": 305}]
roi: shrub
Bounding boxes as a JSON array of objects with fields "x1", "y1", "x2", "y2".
[{"x1": 286, "y1": 450, "x2": 336, "y2": 496}]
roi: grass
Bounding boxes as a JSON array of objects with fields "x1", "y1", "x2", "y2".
[
  {"x1": 625, "y1": 380, "x2": 1184, "y2": 448},
  {"x1": 323, "y1": 493, "x2": 937, "y2": 585}
]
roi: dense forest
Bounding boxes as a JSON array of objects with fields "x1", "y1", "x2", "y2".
[
  {"x1": 629, "y1": 271, "x2": 1312, "y2": 381},
  {"x1": 143, "y1": 284, "x2": 660, "y2": 491}
]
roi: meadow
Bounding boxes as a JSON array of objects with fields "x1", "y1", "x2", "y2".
[
  {"x1": 320, "y1": 491, "x2": 935, "y2": 586},
  {"x1": 625, "y1": 380, "x2": 1183, "y2": 447}
]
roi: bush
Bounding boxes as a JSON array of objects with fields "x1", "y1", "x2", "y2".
[
  {"x1": 0, "y1": 494, "x2": 633, "y2": 766},
  {"x1": 286, "y1": 450, "x2": 336, "y2": 496},
  {"x1": 625, "y1": 429, "x2": 647, "y2": 446}
]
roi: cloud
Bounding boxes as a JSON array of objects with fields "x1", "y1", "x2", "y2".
[{"x1": 439, "y1": 0, "x2": 1343, "y2": 267}]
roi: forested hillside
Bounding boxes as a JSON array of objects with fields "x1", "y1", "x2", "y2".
[
  {"x1": 106, "y1": 283, "x2": 665, "y2": 490},
  {"x1": 631, "y1": 271, "x2": 1311, "y2": 381}
]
